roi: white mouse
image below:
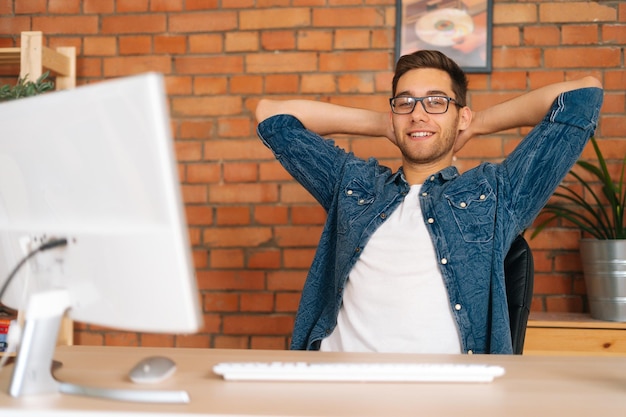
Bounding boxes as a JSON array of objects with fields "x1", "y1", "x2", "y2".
[{"x1": 128, "y1": 356, "x2": 177, "y2": 384}]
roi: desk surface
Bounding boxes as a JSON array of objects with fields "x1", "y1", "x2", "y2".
[{"x1": 1, "y1": 346, "x2": 626, "y2": 416}]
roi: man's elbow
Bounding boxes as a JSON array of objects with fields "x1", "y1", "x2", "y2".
[{"x1": 580, "y1": 75, "x2": 603, "y2": 90}]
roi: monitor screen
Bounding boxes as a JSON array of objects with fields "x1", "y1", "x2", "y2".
[{"x1": 0, "y1": 73, "x2": 203, "y2": 397}]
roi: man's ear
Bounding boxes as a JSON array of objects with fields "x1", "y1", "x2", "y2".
[{"x1": 458, "y1": 106, "x2": 472, "y2": 130}]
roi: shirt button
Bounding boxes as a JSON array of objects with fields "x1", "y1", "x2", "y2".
[
  {"x1": 429, "y1": 176, "x2": 435, "y2": 181},
  {"x1": 427, "y1": 218, "x2": 434, "y2": 224},
  {"x1": 441, "y1": 258, "x2": 448, "y2": 265},
  {"x1": 355, "y1": 247, "x2": 361, "y2": 253},
  {"x1": 422, "y1": 192, "x2": 428, "y2": 197},
  {"x1": 467, "y1": 350, "x2": 473, "y2": 355},
  {"x1": 479, "y1": 194, "x2": 486, "y2": 200},
  {"x1": 460, "y1": 202, "x2": 467, "y2": 208},
  {"x1": 347, "y1": 190, "x2": 353, "y2": 195},
  {"x1": 455, "y1": 303, "x2": 462, "y2": 311},
  {"x1": 380, "y1": 213, "x2": 387, "y2": 219},
  {"x1": 358, "y1": 199, "x2": 364, "y2": 204}
]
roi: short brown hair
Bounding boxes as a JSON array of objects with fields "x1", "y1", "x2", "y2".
[{"x1": 392, "y1": 50, "x2": 468, "y2": 106}]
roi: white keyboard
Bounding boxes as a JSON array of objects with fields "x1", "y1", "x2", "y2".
[{"x1": 213, "y1": 361, "x2": 505, "y2": 383}]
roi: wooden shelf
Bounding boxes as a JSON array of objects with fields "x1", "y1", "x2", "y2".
[
  {"x1": 0, "y1": 31, "x2": 75, "y2": 90},
  {"x1": 525, "y1": 312, "x2": 626, "y2": 356}
]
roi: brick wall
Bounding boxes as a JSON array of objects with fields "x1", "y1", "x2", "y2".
[{"x1": 0, "y1": 0, "x2": 625, "y2": 349}]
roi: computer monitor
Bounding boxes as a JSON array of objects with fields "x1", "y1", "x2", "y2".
[{"x1": 0, "y1": 73, "x2": 203, "y2": 399}]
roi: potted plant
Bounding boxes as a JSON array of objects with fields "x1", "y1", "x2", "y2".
[
  {"x1": 532, "y1": 136, "x2": 626, "y2": 321},
  {"x1": 0, "y1": 71, "x2": 54, "y2": 101}
]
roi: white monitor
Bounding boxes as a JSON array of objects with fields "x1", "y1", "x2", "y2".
[{"x1": 0, "y1": 73, "x2": 203, "y2": 400}]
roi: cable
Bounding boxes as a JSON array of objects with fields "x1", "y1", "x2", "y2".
[
  {"x1": 0, "y1": 237, "x2": 68, "y2": 372},
  {"x1": 0, "y1": 237, "x2": 68, "y2": 304}
]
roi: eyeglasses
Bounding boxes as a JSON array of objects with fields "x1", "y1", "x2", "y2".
[{"x1": 389, "y1": 96, "x2": 462, "y2": 115}]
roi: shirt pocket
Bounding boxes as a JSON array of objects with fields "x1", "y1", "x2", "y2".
[
  {"x1": 444, "y1": 183, "x2": 496, "y2": 243},
  {"x1": 337, "y1": 179, "x2": 376, "y2": 234}
]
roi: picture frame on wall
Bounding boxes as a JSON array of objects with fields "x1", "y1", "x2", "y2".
[{"x1": 396, "y1": 0, "x2": 493, "y2": 73}]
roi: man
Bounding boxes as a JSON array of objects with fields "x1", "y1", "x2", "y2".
[{"x1": 255, "y1": 50, "x2": 603, "y2": 354}]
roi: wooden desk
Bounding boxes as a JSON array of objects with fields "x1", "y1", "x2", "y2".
[
  {"x1": 1, "y1": 346, "x2": 626, "y2": 416},
  {"x1": 525, "y1": 312, "x2": 626, "y2": 356}
]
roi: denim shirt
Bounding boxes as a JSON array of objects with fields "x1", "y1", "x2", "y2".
[{"x1": 257, "y1": 87, "x2": 603, "y2": 354}]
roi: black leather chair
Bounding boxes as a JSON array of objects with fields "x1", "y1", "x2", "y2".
[{"x1": 504, "y1": 234, "x2": 535, "y2": 354}]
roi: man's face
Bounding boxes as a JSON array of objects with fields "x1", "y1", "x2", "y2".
[{"x1": 391, "y1": 68, "x2": 466, "y2": 169}]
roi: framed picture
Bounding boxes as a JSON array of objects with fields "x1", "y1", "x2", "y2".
[{"x1": 396, "y1": 0, "x2": 493, "y2": 73}]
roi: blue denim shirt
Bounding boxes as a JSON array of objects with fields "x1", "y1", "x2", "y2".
[{"x1": 257, "y1": 88, "x2": 603, "y2": 354}]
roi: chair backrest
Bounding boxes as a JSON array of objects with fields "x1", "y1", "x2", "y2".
[{"x1": 504, "y1": 235, "x2": 535, "y2": 354}]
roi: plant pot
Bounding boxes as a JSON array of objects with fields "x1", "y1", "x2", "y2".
[{"x1": 579, "y1": 239, "x2": 626, "y2": 322}]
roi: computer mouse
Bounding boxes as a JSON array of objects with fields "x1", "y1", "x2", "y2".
[{"x1": 128, "y1": 356, "x2": 177, "y2": 384}]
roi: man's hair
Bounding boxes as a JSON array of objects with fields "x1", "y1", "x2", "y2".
[{"x1": 392, "y1": 50, "x2": 468, "y2": 106}]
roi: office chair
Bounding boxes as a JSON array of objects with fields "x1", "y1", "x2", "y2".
[{"x1": 504, "y1": 234, "x2": 534, "y2": 354}]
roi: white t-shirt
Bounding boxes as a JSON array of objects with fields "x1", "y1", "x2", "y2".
[{"x1": 320, "y1": 185, "x2": 461, "y2": 353}]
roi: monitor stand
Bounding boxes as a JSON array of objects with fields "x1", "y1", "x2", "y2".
[{"x1": 8, "y1": 289, "x2": 190, "y2": 404}]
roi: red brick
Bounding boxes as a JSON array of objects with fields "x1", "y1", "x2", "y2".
[
  {"x1": 493, "y1": 3, "x2": 537, "y2": 24},
  {"x1": 185, "y1": 0, "x2": 219, "y2": 10},
  {"x1": 171, "y1": 96, "x2": 242, "y2": 117},
  {"x1": 154, "y1": 35, "x2": 187, "y2": 54},
  {"x1": 250, "y1": 337, "x2": 288, "y2": 350},
  {"x1": 169, "y1": 11, "x2": 238, "y2": 32},
  {"x1": 562, "y1": 25, "x2": 599, "y2": 45},
  {"x1": 265, "y1": 74, "x2": 300, "y2": 93},
  {"x1": 186, "y1": 163, "x2": 220, "y2": 183},
  {"x1": 248, "y1": 249, "x2": 281, "y2": 269},
  {"x1": 188, "y1": 34, "x2": 223, "y2": 54},
  {"x1": 103, "y1": 56, "x2": 171, "y2": 77},
  {"x1": 223, "y1": 315, "x2": 294, "y2": 335},
  {"x1": 141, "y1": 334, "x2": 175, "y2": 347},
  {"x1": 275, "y1": 292, "x2": 301, "y2": 312},
  {"x1": 204, "y1": 292, "x2": 239, "y2": 312},
  {"x1": 492, "y1": 27, "x2": 520, "y2": 47},
  {"x1": 116, "y1": 0, "x2": 149, "y2": 12},
  {"x1": 49, "y1": 0, "x2": 80, "y2": 13},
  {"x1": 181, "y1": 184, "x2": 209, "y2": 204},
  {"x1": 523, "y1": 26, "x2": 560, "y2": 46},
  {"x1": 216, "y1": 206, "x2": 251, "y2": 226},
  {"x1": 101, "y1": 15, "x2": 166, "y2": 34},
  {"x1": 240, "y1": 8, "x2": 311, "y2": 30},
  {"x1": 218, "y1": 117, "x2": 252, "y2": 138},
  {"x1": 175, "y1": 334, "x2": 212, "y2": 348},
  {"x1": 267, "y1": 271, "x2": 307, "y2": 291},
  {"x1": 254, "y1": 206, "x2": 289, "y2": 225},
  {"x1": 539, "y1": 2, "x2": 617, "y2": 23},
  {"x1": 312, "y1": 7, "x2": 384, "y2": 27},
  {"x1": 32, "y1": 16, "x2": 99, "y2": 34},
  {"x1": 282, "y1": 248, "x2": 316, "y2": 268},
  {"x1": 225, "y1": 32, "x2": 259, "y2": 53},
  {"x1": 83, "y1": 0, "x2": 114, "y2": 14},
  {"x1": 151, "y1": 0, "x2": 183, "y2": 12},
  {"x1": 247, "y1": 52, "x2": 318, "y2": 73},
  {"x1": 175, "y1": 56, "x2": 244, "y2": 74},
  {"x1": 15, "y1": 0, "x2": 46, "y2": 14},
  {"x1": 186, "y1": 205, "x2": 214, "y2": 225},
  {"x1": 297, "y1": 30, "x2": 333, "y2": 51},
  {"x1": 196, "y1": 270, "x2": 266, "y2": 291},
  {"x1": 119, "y1": 36, "x2": 152, "y2": 55},
  {"x1": 210, "y1": 249, "x2": 245, "y2": 268},
  {"x1": 291, "y1": 205, "x2": 327, "y2": 225},
  {"x1": 240, "y1": 292, "x2": 274, "y2": 312},
  {"x1": 261, "y1": 30, "x2": 296, "y2": 51},
  {"x1": 83, "y1": 36, "x2": 117, "y2": 56},
  {"x1": 492, "y1": 47, "x2": 541, "y2": 69},
  {"x1": 204, "y1": 139, "x2": 271, "y2": 161}
]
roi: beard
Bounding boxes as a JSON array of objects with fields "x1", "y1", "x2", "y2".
[{"x1": 395, "y1": 115, "x2": 459, "y2": 166}]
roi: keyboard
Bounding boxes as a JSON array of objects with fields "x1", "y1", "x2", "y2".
[{"x1": 213, "y1": 361, "x2": 505, "y2": 383}]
